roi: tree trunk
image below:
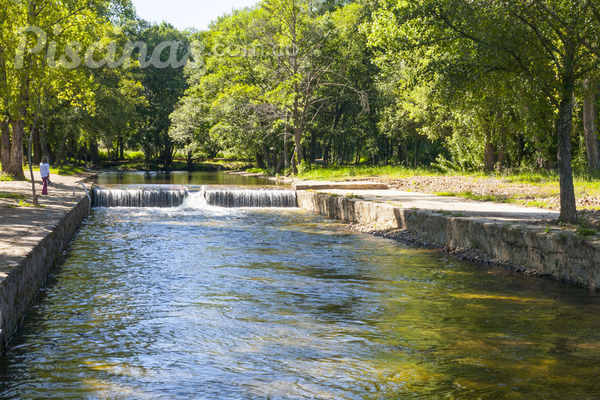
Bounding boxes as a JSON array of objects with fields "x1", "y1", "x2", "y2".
[
  {"x1": 309, "y1": 132, "x2": 316, "y2": 164},
  {"x1": 283, "y1": 132, "x2": 289, "y2": 170},
  {"x1": 33, "y1": 127, "x2": 41, "y2": 164},
  {"x1": 293, "y1": 126, "x2": 304, "y2": 165},
  {"x1": 583, "y1": 78, "x2": 600, "y2": 173},
  {"x1": 163, "y1": 139, "x2": 174, "y2": 171},
  {"x1": 187, "y1": 150, "x2": 193, "y2": 171},
  {"x1": 496, "y1": 128, "x2": 506, "y2": 171},
  {"x1": 556, "y1": 68, "x2": 577, "y2": 224},
  {"x1": 56, "y1": 139, "x2": 66, "y2": 166},
  {"x1": 484, "y1": 130, "x2": 495, "y2": 172},
  {"x1": 496, "y1": 146, "x2": 505, "y2": 172},
  {"x1": 6, "y1": 120, "x2": 25, "y2": 180},
  {"x1": 262, "y1": 145, "x2": 272, "y2": 169},
  {"x1": 414, "y1": 135, "x2": 422, "y2": 168},
  {"x1": 275, "y1": 148, "x2": 284, "y2": 173},
  {"x1": 90, "y1": 140, "x2": 99, "y2": 163},
  {"x1": 323, "y1": 137, "x2": 331, "y2": 166},
  {"x1": 119, "y1": 137, "x2": 124, "y2": 160},
  {"x1": 255, "y1": 152, "x2": 265, "y2": 169},
  {"x1": 291, "y1": 148, "x2": 298, "y2": 175},
  {"x1": 1, "y1": 120, "x2": 10, "y2": 171},
  {"x1": 40, "y1": 125, "x2": 50, "y2": 158}
]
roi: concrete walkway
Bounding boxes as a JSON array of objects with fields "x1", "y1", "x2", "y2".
[
  {"x1": 293, "y1": 181, "x2": 559, "y2": 222},
  {"x1": 0, "y1": 171, "x2": 95, "y2": 264}
]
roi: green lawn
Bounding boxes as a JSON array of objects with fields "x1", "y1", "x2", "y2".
[
  {"x1": 297, "y1": 165, "x2": 441, "y2": 180},
  {"x1": 29, "y1": 165, "x2": 85, "y2": 176}
]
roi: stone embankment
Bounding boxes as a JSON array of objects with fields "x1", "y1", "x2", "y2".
[
  {"x1": 0, "y1": 172, "x2": 94, "y2": 352},
  {"x1": 296, "y1": 188, "x2": 600, "y2": 290}
]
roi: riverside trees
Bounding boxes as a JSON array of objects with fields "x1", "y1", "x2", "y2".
[
  {"x1": 0, "y1": 0, "x2": 191, "y2": 180},
  {"x1": 3, "y1": 0, "x2": 600, "y2": 222},
  {"x1": 366, "y1": 0, "x2": 600, "y2": 223},
  {"x1": 171, "y1": 0, "x2": 600, "y2": 223},
  {"x1": 170, "y1": 0, "x2": 374, "y2": 171}
]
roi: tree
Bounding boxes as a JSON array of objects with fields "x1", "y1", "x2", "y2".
[
  {"x1": 367, "y1": 0, "x2": 600, "y2": 223},
  {"x1": 130, "y1": 22, "x2": 190, "y2": 170}
]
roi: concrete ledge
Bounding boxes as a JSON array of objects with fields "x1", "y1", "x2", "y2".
[
  {"x1": 0, "y1": 195, "x2": 90, "y2": 351},
  {"x1": 296, "y1": 190, "x2": 600, "y2": 289}
]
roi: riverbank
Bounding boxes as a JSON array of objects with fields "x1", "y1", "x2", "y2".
[
  {"x1": 295, "y1": 187, "x2": 600, "y2": 290},
  {"x1": 0, "y1": 172, "x2": 95, "y2": 351},
  {"x1": 241, "y1": 167, "x2": 600, "y2": 226}
]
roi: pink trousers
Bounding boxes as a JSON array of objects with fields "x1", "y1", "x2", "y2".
[{"x1": 42, "y1": 177, "x2": 48, "y2": 195}]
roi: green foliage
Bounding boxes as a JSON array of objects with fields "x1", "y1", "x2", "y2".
[
  {"x1": 297, "y1": 165, "x2": 440, "y2": 180},
  {"x1": 0, "y1": 192, "x2": 26, "y2": 200},
  {"x1": 30, "y1": 165, "x2": 84, "y2": 176},
  {"x1": 576, "y1": 217, "x2": 597, "y2": 239},
  {"x1": 0, "y1": 172, "x2": 15, "y2": 181},
  {"x1": 124, "y1": 151, "x2": 145, "y2": 160}
]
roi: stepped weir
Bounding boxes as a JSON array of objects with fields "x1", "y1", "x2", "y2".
[
  {"x1": 202, "y1": 186, "x2": 297, "y2": 208},
  {"x1": 92, "y1": 185, "x2": 189, "y2": 207},
  {"x1": 92, "y1": 184, "x2": 297, "y2": 208}
]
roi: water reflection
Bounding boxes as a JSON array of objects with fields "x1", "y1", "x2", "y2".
[{"x1": 1, "y1": 206, "x2": 600, "y2": 399}]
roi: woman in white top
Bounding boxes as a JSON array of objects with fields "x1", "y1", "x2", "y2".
[{"x1": 39, "y1": 156, "x2": 51, "y2": 195}]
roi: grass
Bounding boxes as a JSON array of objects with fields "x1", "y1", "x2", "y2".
[
  {"x1": 15, "y1": 199, "x2": 45, "y2": 207},
  {"x1": 0, "y1": 172, "x2": 14, "y2": 181},
  {"x1": 576, "y1": 217, "x2": 597, "y2": 238},
  {"x1": 297, "y1": 165, "x2": 440, "y2": 181},
  {"x1": 0, "y1": 192, "x2": 46, "y2": 207},
  {"x1": 0, "y1": 192, "x2": 26, "y2": 200},
  {"x1": 124, "y1": 151, "x2": 145, "y2": 160},
  {"x1": 346, "y1": 193, "x2": 364, "y2": 200},
  {"x1": 246, "y1": 168, "x2": 268, "y2": 174},
  {"x1": 29, "y1": 165, "x2": 85, "y2": 176},
  {"x1": 434, "y1": 191, "x2": 507, "y2": 202}
]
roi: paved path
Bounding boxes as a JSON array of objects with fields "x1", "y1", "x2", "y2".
[
  {"x1": 295, "y1": 181, "x2": 559, "y2": 222},
  {"x1": 0, "y1": 171, "x2": 96, "y2": 263}
]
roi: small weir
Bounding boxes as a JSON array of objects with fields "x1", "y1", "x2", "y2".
[
  {"x1": 92, "y1": 184, "x2": 189, "y2": 207},
  {"x1": 92, "y1": 184, "x2": 297, "y2": 208},
  {"x1": 203, "y1": 186, "x2": 297, "y2": 208}
]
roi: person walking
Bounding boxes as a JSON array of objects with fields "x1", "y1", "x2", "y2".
[{"x1": 40, "y1": 156, "x2": 51, "y2": 195}]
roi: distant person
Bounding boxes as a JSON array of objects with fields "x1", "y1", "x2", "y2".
[{"x1": 40, "y1": 156, "x2": 51, "y2": 195}]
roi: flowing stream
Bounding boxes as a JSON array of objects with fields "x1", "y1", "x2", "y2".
[{"x1": 1, "y1": 173, "x2": 600, "y2": 399}]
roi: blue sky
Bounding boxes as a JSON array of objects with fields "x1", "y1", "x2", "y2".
[{"x1": 130, "y1": 0, "x2": 259, "y2": 31}]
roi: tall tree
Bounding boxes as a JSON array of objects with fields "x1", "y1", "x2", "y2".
[{"x1": 367, "y1": 0, "x2": 600, "y2": 223}]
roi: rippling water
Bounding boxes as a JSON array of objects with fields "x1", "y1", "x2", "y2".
[{"x1": 2, "y1": 203, "x2": 600, "y2": 398}]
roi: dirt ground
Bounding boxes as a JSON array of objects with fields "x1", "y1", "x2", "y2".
[{"x1": 355, "y1": 175, "x2": 600, "y2": 228}]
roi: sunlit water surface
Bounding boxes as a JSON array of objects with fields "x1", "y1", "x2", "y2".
[{"x1": 1, "y1": 177, "x2": 600, "y2": 398}]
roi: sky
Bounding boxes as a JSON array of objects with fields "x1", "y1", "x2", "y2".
[{"x1": 130, "y1": 0, "x2": 260, "y2": 31}]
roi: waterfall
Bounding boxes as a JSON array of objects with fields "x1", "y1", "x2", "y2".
[
  {"x1": 92, "y1": 185, "x2": 188, "y2": 208},
  {"x1": 202, "y1": 186, "x2": 297, "y2": 208}
]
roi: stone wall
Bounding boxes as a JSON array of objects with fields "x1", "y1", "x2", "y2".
[
  {"x1": 297, "y1": 191, "x2": 600, "y2": 289},
  {"x1": 0, "y1": 195, "x2": 90, "y2": 351}
]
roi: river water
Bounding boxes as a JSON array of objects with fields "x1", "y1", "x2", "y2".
[{"x1": 1, "y1": 173, "x2": 600, "y2": 399}]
